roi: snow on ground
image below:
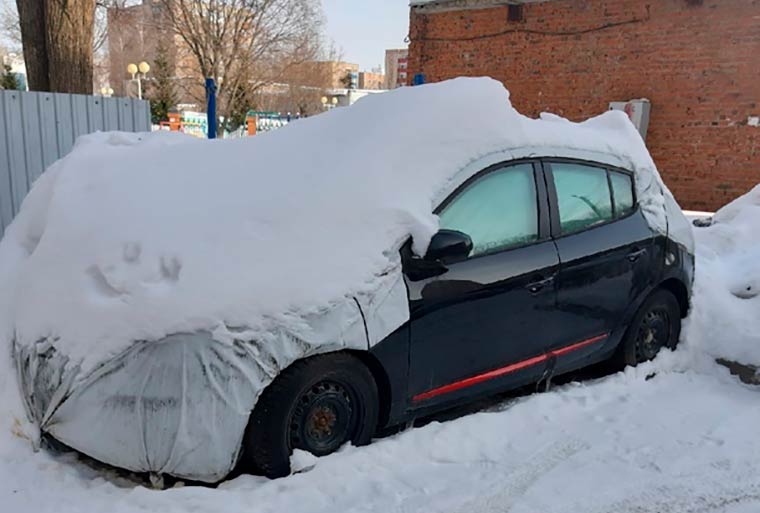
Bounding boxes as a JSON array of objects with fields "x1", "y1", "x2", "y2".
[
  {"x1": 1, "y1": 187, "x2": 759, "y2": 512},
  {"x1": 684, "y1": 185, "x2": 760, "y2": 367}
]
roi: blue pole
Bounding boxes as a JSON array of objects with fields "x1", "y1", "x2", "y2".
[{"x1": 205, "y1": 78, "x2": 217, "y2": 139}]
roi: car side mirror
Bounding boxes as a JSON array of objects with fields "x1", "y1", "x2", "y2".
[{"x1": 425, "y1": 229, "x2": 473, "y2": 263}]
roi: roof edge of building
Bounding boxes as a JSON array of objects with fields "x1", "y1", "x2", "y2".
[{"x1": 410, "y1": 0, "x2": 555, "y2": 13}]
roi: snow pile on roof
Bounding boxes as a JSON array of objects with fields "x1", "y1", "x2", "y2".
[
  {"x1": 684, "y1": 184, "x2": 760, "y2": 366},
  {"x1": 0, "y1": 78, "x2": 676, "y2": 378}
]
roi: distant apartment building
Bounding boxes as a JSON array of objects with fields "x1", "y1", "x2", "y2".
[
  {"x1": 107, "y1": 0, "x2": 200, "y2": 103},
  {"x1": 384, "y1": 49, "x2": 409, "y2": 89},
  {"x1": 358, "y1": 71, "x2": 385, "y2": 90}
]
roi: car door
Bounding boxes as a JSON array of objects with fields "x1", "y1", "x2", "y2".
[
  {"x1": 404, "y1": 161, "x2": 561, "y2": 408},
  {"x1": 544, "y1": 160, "x2": 657, "y2": 371}
]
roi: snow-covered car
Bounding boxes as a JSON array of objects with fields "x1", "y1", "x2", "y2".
[{"x1": 0, "y1": 78, "x2": 694, "y2": 483}]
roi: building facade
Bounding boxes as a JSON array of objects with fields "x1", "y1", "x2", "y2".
[
  {"x1": 408, "y1": 0, "x2": 760, "y2": 211},
  {"x1": 107, "y1": 0, "x2": 201, "y2": 105},
  {"x1": 384, "y1": 49, "x2": 409, "y2": 90},
  {"x1": 359, "y1": 71, "x2": 386, "y2": 90}
]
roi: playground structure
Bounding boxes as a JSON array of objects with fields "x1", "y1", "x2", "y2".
[{"x1": 158, "y1": 110, "x2": 298, "y2": 138}]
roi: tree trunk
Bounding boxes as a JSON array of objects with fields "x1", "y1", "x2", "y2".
[
  {"x1": 15, "y1": 0, "x2": 50, "y2": 91},
  {"x1": 45, "y1": 0, "x2": 96, "y2": 94}
]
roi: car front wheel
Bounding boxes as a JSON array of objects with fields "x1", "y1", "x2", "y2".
[
  {"x1": 242, "y1": 353, "x2": 379, "y2": 478},
  {"x1": 619, "y1": 288, "x2": 682, "y2": 367}
]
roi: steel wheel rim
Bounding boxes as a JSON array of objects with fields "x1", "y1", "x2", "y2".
[
  {"x1": 289, "y1": 380, "x2": 357, "y2": 456},
  {"x1": 635, "y1": 308, "x2": 671, "y2": 362}
]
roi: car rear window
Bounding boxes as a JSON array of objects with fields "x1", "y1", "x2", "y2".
[
  {"x1": 610, "y1": 171, "x2": 635, "y2": 218},
  {"x1": 552, "y1": 163, "x2": 614, "y2": 234}
]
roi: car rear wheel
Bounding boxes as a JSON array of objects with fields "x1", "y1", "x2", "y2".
[
  {"x1": 619, "y1": 289, "x2": 681, "y2": 367},
  {"x1": 242, "y1": 353, "x2": 379, "y2": 478}
]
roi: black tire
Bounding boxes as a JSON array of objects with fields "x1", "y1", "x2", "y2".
[
  {"x1": 618, "y1": 288, "x2": 682, "y2": 367},
  {"x1": 242, "y1": 353, "x2": 379, "y2": 478}
]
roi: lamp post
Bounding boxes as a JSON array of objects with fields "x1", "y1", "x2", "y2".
[
  {"x1": 100, "y1": 86, "x2": 114, "y2": 97},
  {"x1": 127, "y1": 61, "x2": 150, "y2": 99}
]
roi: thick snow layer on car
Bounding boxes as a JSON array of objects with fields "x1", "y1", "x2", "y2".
[
  {"x1": 0, "y1": 78, "x2": 684, "y2": 379},
  {"x1": 685, "y1": 184, "x2": 760, "y2": 366}
]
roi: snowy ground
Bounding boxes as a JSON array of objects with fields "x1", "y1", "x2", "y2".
[{"x1": 2, "y1": 186, "x2": 759, "y2": 512}]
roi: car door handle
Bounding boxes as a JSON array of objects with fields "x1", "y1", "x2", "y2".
[
  {"x1": 526, "y1": 276, "x2": 555, "y2": 294},
  {"x1": 627, "y1": 248, "x2": 648, "y2": 263}
]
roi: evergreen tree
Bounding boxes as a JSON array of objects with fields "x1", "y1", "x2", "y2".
[
  {"x1": 339, "y1": 71, "x2": 354, "y2": 90},
  {"x1": 1, "y1": 64, "x2": 19, "y2": 90},
  {"x1": 148, "y1": 43, "x2": 177, "y2": 124}
]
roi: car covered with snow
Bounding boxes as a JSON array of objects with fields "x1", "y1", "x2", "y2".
[{"x1": 0, "y1": 78, "x2": 694, "y2": 483}]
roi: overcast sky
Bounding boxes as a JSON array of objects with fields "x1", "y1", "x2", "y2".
[{"x1": 321, "y1": 0, "x2": 409, "y2": 71}]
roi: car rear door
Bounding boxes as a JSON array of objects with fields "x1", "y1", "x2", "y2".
[
  {"x1": 404, "y1": 161, "x2": 561, "y2": 408},
  {"x1": 544, "y1": 160, "x2": 657, "y2": 371}
]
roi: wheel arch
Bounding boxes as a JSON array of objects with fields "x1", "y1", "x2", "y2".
[
  {"x1": 345, "y1": 349, "x2": 392, "y2": 430},
  {"x1": 658, "y1": 277, "x2": 690, "y2": 318}
]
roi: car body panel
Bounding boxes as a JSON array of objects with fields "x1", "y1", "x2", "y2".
[
  {"x1": 369, "y1": 155, "x2": 694, "y2": 428},
  {"x1": 405, "y1": 239, "x2": 561, "y2": 408}
]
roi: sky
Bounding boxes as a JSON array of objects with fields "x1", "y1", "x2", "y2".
[
  {"x1": 321, "y1": 0, "x2": 410, "y2": 71},
  {"x1": 0, "y1": 0, "x2": 410, "y2": 72}
]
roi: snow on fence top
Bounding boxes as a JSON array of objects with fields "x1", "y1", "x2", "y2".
[{"x1": 0, "y1": 77, "x2": 683, "y2": 373}]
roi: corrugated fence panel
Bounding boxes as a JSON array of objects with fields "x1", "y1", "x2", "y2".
[
  {"x1": 0, "y1": 94, "x2": 14, "y2": 234},
  {"x1": 21, "y1": 93, "x2": 44, "y2": 187},
  {"x1": 0, "y1": 91, "x2": 150, "y2": 238},
  {"x1": 38, "y1": 94, "x2": 59, "y2": 174},
  {"x1": 86, "y1": 96, "x2": 105, "y2": 133},
  {"x1": 117, "y1": 98, "x2": 135, "y2": 132},
  {"x1": 103, "y1": 98, "x2": 120, "y2": 131},
  {"x1": 4, "y1": 92, "x2": 28, "y2": 216},
  {"x1": 54, "y1": 93, "x2": 74, "y2": 158}
]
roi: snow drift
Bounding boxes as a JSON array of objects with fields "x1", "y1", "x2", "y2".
[{"x1": 685, "y1": 184, "x2": 760, "y2": 367}]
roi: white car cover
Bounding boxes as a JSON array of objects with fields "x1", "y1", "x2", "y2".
[{"x1": 0, "y1": 78, "x2": 693, "y2": 482}]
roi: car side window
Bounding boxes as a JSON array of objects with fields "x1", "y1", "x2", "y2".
[
  {"x1": 610, "y1": 171, "x2": 635, "y2": 218},
  {"x1": 438, "y1": 163, "x2": 538, "y2": 258},
  {"x1": 552, "y1": 163, "x2": 614, "y2": 235}
]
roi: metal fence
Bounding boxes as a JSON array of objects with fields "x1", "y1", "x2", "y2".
[{"x1": 0, "y1": 91, "x2": 151, "y2": 238}]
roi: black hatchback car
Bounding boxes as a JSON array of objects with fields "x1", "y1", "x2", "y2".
[
  {"x1": 14, "y1": 126, "x2": 695, "y2": 483},
  {"x1": 244, "y1": 156, "x2": 695, "y2": 477}
]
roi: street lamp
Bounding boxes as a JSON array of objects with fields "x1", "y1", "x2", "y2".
[
  {"x1": 321, "y1": 96, "x2": 339, "y2": 110},
  {"x1": 100, "y1": 86, "x2": 114, "y2": 97},
  {"x1": 127, "y1": 61, "x2": 150, "y2": 100}
]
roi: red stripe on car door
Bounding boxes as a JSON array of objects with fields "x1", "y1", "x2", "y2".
[{"x1": 412, "y1": 333, "x2": 608, "y2": 402}]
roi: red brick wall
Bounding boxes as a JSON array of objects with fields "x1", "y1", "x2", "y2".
[{"x1": 408, "y1": 0, "x2": 760, "y2": 211}]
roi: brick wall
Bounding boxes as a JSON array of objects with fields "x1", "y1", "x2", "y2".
[{"x1": 408, "y1": 0, "x2": 760, "y2": 211}]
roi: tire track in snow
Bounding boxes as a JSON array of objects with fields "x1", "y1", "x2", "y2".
[
  {"x1": 444, "y1": 438, "x2": 591, "y2": 513},
  {"x1": 589, "y1": 482, "x2": 760, "y2": 513}
]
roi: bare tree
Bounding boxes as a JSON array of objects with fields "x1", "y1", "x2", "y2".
[
  {"x1": 1, "y1": 1, "x2": 22, "y2": 50},
  {"x1": 160, "y1": 0, "x2": 325, "y2": 131},
  {"x1": 254, "y1": 44, "x2": 343, "y2": 116},
  {"x1": 15, "y1": 0, "x2": 96, "y2": 93}
]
